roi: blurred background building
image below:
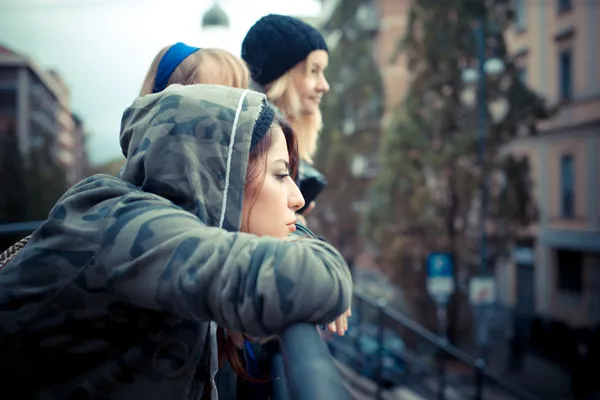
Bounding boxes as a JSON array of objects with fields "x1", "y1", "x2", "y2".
[{"x1": 0, "y1": 44, "x2": 88, "y2": 185}]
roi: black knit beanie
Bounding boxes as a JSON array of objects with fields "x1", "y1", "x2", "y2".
[
  {"x1": 241, "y1": 14, "x2": 328, "y2": 86},
  {"x1": 250, "y1": 102, "x2": 275, "y2": 151}
]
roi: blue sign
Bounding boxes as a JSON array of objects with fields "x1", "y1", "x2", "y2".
[
  {"x1": 426, "y1": 252, "x2": 455, "y2": 304},
  {"x1": 426, "y1": 252, "x2": 454, "y2": 278}
]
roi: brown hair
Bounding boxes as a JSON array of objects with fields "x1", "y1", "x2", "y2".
[
  {"x1": 245, "y1": 115, "x2": 299, "y2": 198},
  {"x1": 140, "y1": 45, "x2": 250, "y2": 96},
  {"x1": 212, "y1": 115, "x2": 298, "y2": 389},
  {"x1": 265, "y1": 51, "x2": 324, "y2": 164}
]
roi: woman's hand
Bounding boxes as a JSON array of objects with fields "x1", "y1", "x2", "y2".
[{"x1": 326, "y1": 307, "x2": 351, "y2": 336}]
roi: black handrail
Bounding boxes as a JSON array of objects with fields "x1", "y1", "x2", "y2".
[
  {"x1": 0, "y1": 221, "x2": 44, "y2": 236},
  {"x1": 346, "y1": 290, "x2": 539, "y2": 400},
  {"x1": 278, "y1": 323, "x2": 350, "y2": 400}
]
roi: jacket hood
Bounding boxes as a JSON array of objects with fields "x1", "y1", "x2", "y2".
[{"x1": 118, "y1": 84, "x2": 268, "y2": 231}]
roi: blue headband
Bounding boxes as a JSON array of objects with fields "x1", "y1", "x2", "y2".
[{"x1": 153, "y1": 42, "x2": 201, "y2": 93}]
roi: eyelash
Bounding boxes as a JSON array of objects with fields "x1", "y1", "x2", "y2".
[{"x1": 275, "y1": 173, "x2": 290, "y2": 182}]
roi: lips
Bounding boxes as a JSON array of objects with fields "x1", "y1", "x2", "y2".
[{"x1": 287, "y1": 223, "x2": 297, "y2": 233}]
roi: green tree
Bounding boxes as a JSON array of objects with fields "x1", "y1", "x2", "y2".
[
  {"x1": 24, "y1": 147, "x2": 69, "y2": 221},
  {"x1": 90, "y1": 157, "x2": 125, "y2": 176},
  {"x1": 0, "y1": 137, "x2": 69, "y2": 250},
  {"x1": 365, "y1": 0, "x2": 550, "y2": 339},
  {"x1": 311, "y1": 0, "x2": 385, "y2": 262}
]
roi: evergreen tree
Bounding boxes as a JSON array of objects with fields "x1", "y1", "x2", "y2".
[
  {"x1": 0, "y1": 132, "x2": 69, "y2": 250},
  {"x1": 365, "y1": 0, "x2": 550, "y2": 338}
]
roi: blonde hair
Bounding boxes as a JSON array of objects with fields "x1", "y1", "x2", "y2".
[
  {"x1": 140, "y1": 46, "x2": 250, "y2": 96},
  {"x1": 265, "y1": 53, "x2": 323, "y2": 164}
]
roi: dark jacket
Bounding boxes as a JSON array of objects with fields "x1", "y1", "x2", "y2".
[{"x1": 0, "y1": 84, "x2": 352, "y2": 399}]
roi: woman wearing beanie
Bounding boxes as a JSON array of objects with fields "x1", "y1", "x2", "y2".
[
  {"x1": 242, "y1": 14, "x2": 331, "y2": 221},
  {"x1": 140, "y1": 42, "x2": 250, "y2": 95}
]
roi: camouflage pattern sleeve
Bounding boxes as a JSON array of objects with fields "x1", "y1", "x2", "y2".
[{"x1": 95, "y1": 194, "x2": 353, "y2": 338}]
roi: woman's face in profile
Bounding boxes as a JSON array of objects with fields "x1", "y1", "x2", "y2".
[
  {"x1": 241, "y1": 127, "x2": 305, "y2": 238},
  {"x1": 294, "y1": 50, "x2": 330, "y2": 116}
]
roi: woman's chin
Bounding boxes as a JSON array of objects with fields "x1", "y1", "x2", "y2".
[{"x1": 301, "y1": 104, "x2": 320, "y2": 116}]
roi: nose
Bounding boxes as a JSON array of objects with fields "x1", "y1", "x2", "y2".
[
  {"x1": 288, "y1": 180, "x2": 305, "y2": 212},
  {"x1": 318, "y1": 75, "x2": 330, "y2": 93}
]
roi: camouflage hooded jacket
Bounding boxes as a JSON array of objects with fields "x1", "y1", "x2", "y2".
[{"x1": 0, "y1": 84, "x2": 352, "y2": 399}]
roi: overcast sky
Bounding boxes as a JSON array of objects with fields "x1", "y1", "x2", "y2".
[{"x1": 0, "y1": 0, "x2": 322, "y2": 164}]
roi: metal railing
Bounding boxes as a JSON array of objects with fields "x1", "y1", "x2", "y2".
[
  {"x1": 1, "y1": 221, "x2": 350, "y2": 400},
  {"x1": 0, "y1": 220, "x2": 44, "y2": 236},
  {"x1": 327, "y1": 289, "x2": 539, "y2": 400},
  {"x1": 273, "y1": 324, "x2": 350, "y2": 400}
]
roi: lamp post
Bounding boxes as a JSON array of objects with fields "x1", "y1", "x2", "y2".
[
  {"x1": 200, "y1": 1, "x2": 238, "y2": 55},
  {"x1": 460, "y1": 16, "x2": 508, "y2": 371},
  {"x1": 201, "y1": 1, "x2": 229, "y2": 29}
]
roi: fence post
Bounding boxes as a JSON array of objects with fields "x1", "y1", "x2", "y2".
[
  {"x1": 375, "y1": 298, "x2": 387, "y2": 400},
  {"x1": 436, "y1": 303, "x2": 448, "y2": 400},
  {"x1": 473, "y1": 357, "x2": 485, "y2": 400},
  {"x1": 353, "y1": 293, "x2": 362, "y2": 366}
]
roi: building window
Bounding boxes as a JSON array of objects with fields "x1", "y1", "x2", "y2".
[
  {"x1": 516, "y1": 66, "x2": 527, "y2": 84},
  {"x1": 0, "y1": 69, "x2": 17, "y2": 82},
  {"x1": 515, "y1": 0, "x2": 527, "y2": 31},
  {"x1": 556, "y1": 249, "x2": 583, "y2": 295},
  {"x1": 0, "y1": 89, "x2": 16, "y2": 109},
  {"x1": 559, "y1": 49, "x2": 572, "y2": 101},
  {"x1": 560, "y1": 154, "x2": 574, "y2": 218},
  {"x1": 557, "y1": 0, "x2": 572, "y2": 13}
]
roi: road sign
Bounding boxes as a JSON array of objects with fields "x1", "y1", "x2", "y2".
[
  {"x1": 514, "y1": 246, "x2": 534, "y2": 265},
  {"x1": 426, "y1": 252, "x2": 455, "y2": 304},
  {"x1": 469, "y1": 277, "x2": 496, "y2": 305}
]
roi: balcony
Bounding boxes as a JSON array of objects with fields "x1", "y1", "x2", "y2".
[
  {"x1": 58, "y1": 130, "x2": 75, "y2": 149},
  {"x1": 30, "y1": 83, "x2": 59, "y2": 114},
  {"x1": 30, "y1": 109, "x2": 58, "y2": 136}
]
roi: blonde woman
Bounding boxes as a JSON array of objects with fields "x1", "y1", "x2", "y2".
[
  {"x1": 242, "y1": 14, "x2": 330, "y2": 219},
  {"x1": 140, "y1": 42, "x2": 249, "y2": 95}
]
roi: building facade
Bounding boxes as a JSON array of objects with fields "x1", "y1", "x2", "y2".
[
  {"x1": 500, "y1": 0, "x2": 600, "y2": 331},
  {"x1": 0, "y1": 44, "x2": 87, "y2": 186}
]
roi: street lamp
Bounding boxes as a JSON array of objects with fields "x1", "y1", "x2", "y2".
[
  {"x1": 199, "y1": 1, "x2": 239, "y2": 55},
  {"x1": 459, "y1": 17, "x2": 509, "y2": 388},
  {"x1": 201, "y1": 1, "x2": 229, "y2": 29}
]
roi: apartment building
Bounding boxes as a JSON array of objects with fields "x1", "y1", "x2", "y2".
[
  {"x1": 499, "y1": 0, "x2": 600, "y2": 338},
  {"x1": 0, "y1": 44, "x2": 87, "y2": 185}
]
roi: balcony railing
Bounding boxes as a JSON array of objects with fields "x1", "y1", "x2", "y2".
[
  {"x1": 327, "y1": 290, "x2": 540, "y2": 400},
  {"x1": 273, "y1": 323, "x2": 350, "y2": 400}
]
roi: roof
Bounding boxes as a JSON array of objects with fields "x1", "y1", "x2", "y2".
[{"x1": 0, "y1": 42, "x2": 70, "y2": 109}]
